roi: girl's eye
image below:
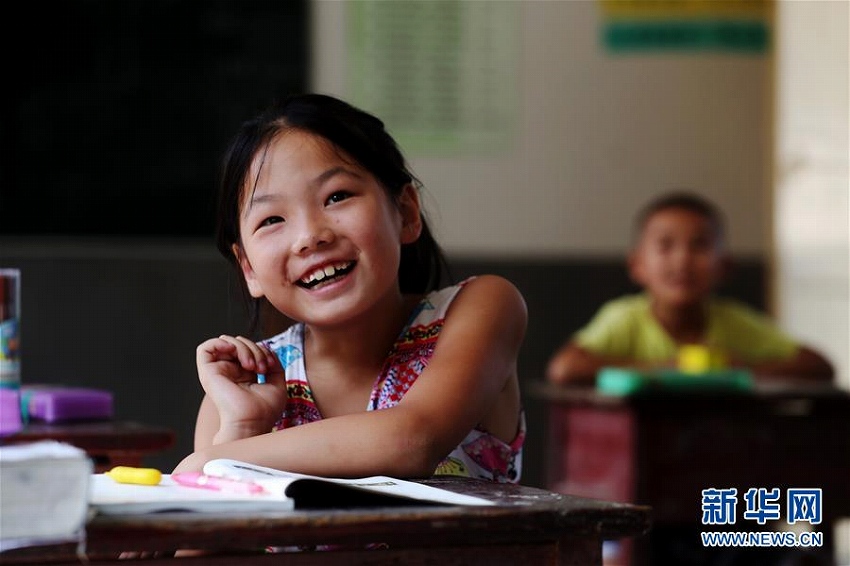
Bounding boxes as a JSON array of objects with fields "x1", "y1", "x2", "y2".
[
  {"x1": 259, "y1": 216, "x2": 284, "y2": 227},
  {"x1": 326, "y1": 191, "x2": 351, "y2": 205}
]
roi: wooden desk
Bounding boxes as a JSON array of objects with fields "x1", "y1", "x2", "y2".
[
  {"x1": 531, "y1": 381, "x2": 850, "y2": 565},
  {"x1": 2, "y1": 421, "x2": 175, "y2": 471},
  {"x1": 0, "y1": 477, "x2": 650, "y2": 566}
]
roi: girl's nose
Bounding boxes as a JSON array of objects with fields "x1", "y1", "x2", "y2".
[{"x1": 291, "y1": 216, "x2": 335, "y2": 255}]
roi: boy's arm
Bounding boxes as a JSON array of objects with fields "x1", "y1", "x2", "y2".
[
  {"x1": 546, "y1": 342, "x2": 602, "y2": 385},
  {"x1": 745, "y1": 345, "x2": 834, "y2": 383},
  {"x1": 547, "y1": 296, "x2": 670, "y2": 385},
  {"x1": 722, "y1": 304, "x2": 835, "y2": 383},
  {"x1": 546, "y1": 341, "x2": 670, "y2": 385}
]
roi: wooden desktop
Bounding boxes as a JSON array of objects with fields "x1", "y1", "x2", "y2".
[
  {"x1": 0, "y1": 477, "x2": 651, "y2": 565},
  {"x1": 531, "y1": 380, "x2": 850, "y2": 565},
  {"x1": 3, "y1": 420, "x2": 175, "y2": 472}
]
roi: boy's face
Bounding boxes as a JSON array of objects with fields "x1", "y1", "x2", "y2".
[{"x1": 628, "y1": 207, "x2": 727, "y2": 309}]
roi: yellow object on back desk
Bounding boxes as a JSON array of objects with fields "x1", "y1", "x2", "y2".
[
  {"x1": 596, "y1": 366, "x2": 754, "y2": 396},
  {"x1": 677, "y1": 344, "x2": 728, "y2": 373}
]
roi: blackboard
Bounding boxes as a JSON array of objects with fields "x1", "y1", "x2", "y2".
[{"x1": 1, "y1": 0, "x2": 308, "y2": 236}]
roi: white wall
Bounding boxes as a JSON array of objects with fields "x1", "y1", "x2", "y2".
[
  {"x1": 774, "y1": 3, "x2": 849, "y2": 560},
  {"x1": 775, "y1": 0, "x2": 849, "y2": 390},
  {"x1": 311, "y1": 0, "x2": 771, "y2": 258}
]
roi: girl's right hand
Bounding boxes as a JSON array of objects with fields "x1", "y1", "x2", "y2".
[{"x1": 196, "y1": 335, "x2": 288, "y2": 442}]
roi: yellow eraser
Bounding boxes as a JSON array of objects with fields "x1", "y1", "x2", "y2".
[{"x1": 105, "y1": 466, "x2": 162, "y2": 486}]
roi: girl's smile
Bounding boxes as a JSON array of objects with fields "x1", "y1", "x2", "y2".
[{"x1": 296, "y1": 260, "x2": 356, "y2": 289}]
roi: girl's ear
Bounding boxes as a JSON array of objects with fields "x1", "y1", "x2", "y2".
[
  {"x1": 398, "y1": 183, "x2": 423, "y2": 244},
  {"x1": 232, "y1": 244, "x2": 265, "y2": 298}
]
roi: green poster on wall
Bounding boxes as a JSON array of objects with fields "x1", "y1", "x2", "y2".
[
  {"x1": 347, "y1": 1, "x2": 519, "y2": 155},
  {"x1": 599, "y1": 0, "x2": 772, "y2": 53}
]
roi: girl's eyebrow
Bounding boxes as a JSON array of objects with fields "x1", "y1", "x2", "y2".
[
  {"x1": 311, "y1": 165, "x2": 363, "y2": 187},
  {"x1": 249, "y1": 166, "x2": 364, "y2": 207}
]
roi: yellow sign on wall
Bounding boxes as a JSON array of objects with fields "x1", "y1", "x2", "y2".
[{"x1": 600, "y1": 0, "x2": 772, "y2": 19}]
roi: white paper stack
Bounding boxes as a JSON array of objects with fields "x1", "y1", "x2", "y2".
[{"x1": 0, "y1": 440, "x2": 93, "y2": 551}]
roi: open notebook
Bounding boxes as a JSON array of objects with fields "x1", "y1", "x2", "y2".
[{"x1": 90, "y1": 458, "x2": 493, "y2": 515}]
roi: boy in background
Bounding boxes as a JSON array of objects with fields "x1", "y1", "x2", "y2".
[{"x1": 546, "y1": 191, "x2": 834, "y2": 385}]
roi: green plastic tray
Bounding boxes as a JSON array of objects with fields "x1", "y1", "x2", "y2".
[{"x1": 596, "y1": 366, "x2": 754, "y2": 396}]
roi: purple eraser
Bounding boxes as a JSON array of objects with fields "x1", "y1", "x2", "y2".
[
  {"x1": 0, "y1": 388, "x2": 23, "y2": 436},
  {"x1": 22, "y1": 385, "x2": 114, "y2": 423}
]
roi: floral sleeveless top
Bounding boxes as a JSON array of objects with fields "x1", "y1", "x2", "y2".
[{"x1": 261, "y1": 278, "x2": 525, "y2": 483}]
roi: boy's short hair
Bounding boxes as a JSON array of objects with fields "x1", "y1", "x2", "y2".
[{"x1": 633, "y1": 190, "x2": 726, "y2": 246}]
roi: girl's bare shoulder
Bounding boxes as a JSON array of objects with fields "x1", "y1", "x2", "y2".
[{"x1": 451, "y1": 275, "x2": 528, "y2": 325}]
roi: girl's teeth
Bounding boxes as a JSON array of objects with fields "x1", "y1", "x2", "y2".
[{"x1": 302, "y1": 262, "x2": 350, "y2": 285}]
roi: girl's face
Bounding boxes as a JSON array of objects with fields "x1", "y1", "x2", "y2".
[
  {"x1": 234, "y1": 130, "x2": 422, "y2": 328},
  {"x1": 628, "y1": 207, "x2": 726, "y2": 310}
]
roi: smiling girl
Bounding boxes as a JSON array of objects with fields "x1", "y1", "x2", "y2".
[{"x1": 173, "y1": 94, "x2": 527, "y2": 483}]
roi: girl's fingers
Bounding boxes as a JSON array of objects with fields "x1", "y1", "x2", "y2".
[
  {"x1": 262, "y1": 360, "x2": 287, "y2": 387},
  {"x1": 196, "y1": 337, "x2": 238, "y2": 364},
  {"x1": 198, "y1": 336, "x2": 279, "y2": 383},
  {"x1": 231, "y1": 336, "x2": 279, "y2": 374},
  {"x1": 214, "y1": 335, "x2": 262, "y2": 372},
  {"x1": 261, "y1": 343, "x2": 281, "y2": 370},
  {"x1": 232, "y1": 335, "x2": 270, "y2": 372}
]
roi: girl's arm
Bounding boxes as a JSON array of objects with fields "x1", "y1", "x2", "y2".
[
  {"x1": 194, "y1": 395, "x2": 219, "y2": 451},
  {"x1": 173, "y1": 275, "x2": 527, "y2": 478}
]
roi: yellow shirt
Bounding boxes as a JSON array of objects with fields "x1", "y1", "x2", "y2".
[{"x1": 574, "y1": 294, "x2": 798, "y2": 363}]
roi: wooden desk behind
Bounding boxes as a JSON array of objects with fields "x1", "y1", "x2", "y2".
[
  {"x1": 3, "y1": 421, "x2": 175, "y2": 472},
  {"x1": 532, "y1": 381, "x2": 850, "y2": 564},
  {"x1": 0, "y1": 477, "x2": 651, "y2": 566}
]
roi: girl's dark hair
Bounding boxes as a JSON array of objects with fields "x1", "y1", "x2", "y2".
[{"x1": 215, "y1": 93, "x2": 450, "y2": 333}]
